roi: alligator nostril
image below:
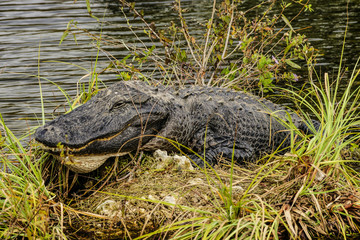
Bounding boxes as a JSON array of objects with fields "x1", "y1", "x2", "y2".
[
  {"x1": 35, "y1": 127, "x2": 46, "y2": 140},
  {"x1": 40, "y1": 128, "x2": 48, "y2": 135}
]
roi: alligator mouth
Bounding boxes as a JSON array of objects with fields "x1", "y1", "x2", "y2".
[
  {"x1": 36, "y1": 113, "x2": 168, "y2": 173},
  {"x1": 39, "y1": 144, "x2": 129, "y2": 173}
]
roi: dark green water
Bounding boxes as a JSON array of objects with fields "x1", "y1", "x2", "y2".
[{"x1": 0, "y1": 0, "x2": 359, "y2": 135}]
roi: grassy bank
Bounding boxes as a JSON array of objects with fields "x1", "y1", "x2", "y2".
[
  {"x1": 1, "y1": 93, "x2": 360, "y2": 239},
  {"x1": 1, "y1": 0, "x2": 360, "y2": 239}
]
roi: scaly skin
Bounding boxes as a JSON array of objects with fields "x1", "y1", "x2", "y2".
[{"x1": 35, "y1": 80, "x2": 305, "y2": 173}]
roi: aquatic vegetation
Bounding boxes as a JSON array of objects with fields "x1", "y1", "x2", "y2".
[{"x1": 62, "y1": 0, "x2": 316, "y2": 93}]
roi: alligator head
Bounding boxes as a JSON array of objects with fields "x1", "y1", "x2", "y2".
[{"x1": 35, "y1": 81, "x2": 171, "y2": 173}]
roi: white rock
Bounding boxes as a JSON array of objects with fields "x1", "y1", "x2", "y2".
[
  {"x1": 96, "y1": 200, "x2": 121, "y2": 217},
  {"x1": 232, "y1": 186, "x2": 244, "y2": 193},
  {"x1": 153, "y1": 149, "x2": 173, "y2": 169},
  {"x1": 315, "y1": 168, "x2": 326, "y2": 181},
  {"x1": 153, "y1": 149, "x2": 172, "y2": 161},
  {"x1": 153, "y1": 149, "x2": 194, "y2": 170},
  {"x1": 188, "y1": 178, "x2": 204, "y2": 185},
  {"x1": 163, "y1": 195, "x2": 176, "y2": 205},
  {"x1": 147, "y1": 195, "x2": 157, "y2": 201},
  {"x1": 174, "y1": 155, "x2": 194, "y2": 170}
]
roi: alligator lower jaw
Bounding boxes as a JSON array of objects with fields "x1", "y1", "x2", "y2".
[
  {"x1": 38, "y1": 144, "x2": 129, "y2": 173},
  {"x1": 54, "y1": 152, "x2": 129, "y2": 173}
]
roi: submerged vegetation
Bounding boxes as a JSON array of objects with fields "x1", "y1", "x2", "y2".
[{"x1": 1, "y1": 0, "x2": 360, "y2": 239}]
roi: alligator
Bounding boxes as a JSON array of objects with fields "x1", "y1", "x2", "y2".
[{"x1": 35, "y1": 80, "x2": 311, "y2": 173}]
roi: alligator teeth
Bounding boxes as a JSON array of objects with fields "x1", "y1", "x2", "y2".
[{"x1": 37, "y1": 143, "x2": 62, "y2": 153}]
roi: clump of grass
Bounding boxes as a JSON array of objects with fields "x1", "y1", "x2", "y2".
[
  {"x1": 0, "y1": 15, "x2": 106, "y2": 236},
  {"x1": 285, "y1": 69, "x2": 360, "y2": 178},
  {"x1": 0, "y1": 114, "x2": 65, "y2": 239}
]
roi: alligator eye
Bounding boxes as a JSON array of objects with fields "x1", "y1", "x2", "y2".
[{"x1": 110, "y1": 102, "x2": 127, "y2": 111}]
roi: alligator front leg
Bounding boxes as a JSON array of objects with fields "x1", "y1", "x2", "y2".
[{"x1": 189, "y1": 143, "x2": 255, "y2": 167}]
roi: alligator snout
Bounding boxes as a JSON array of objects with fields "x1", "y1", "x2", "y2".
[{"x1": 35, "y1": 124, "x2": 68, "y2": 148}]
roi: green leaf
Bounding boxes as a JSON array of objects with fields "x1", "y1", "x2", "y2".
[
  {"x1": 243, "y1": 57, "x2": 249, "y2": 64},
  {"x1": 59, "y1": 31, "x2": 69, "y2": 46},
  {"x1": 285, "y1": 59, "x2": 301, "y2": 69},
  {"x1": 281, "y1": 14, "x2": 294, "y2": 32},
  {"x1": 73, "y1": 34, "x2": 77, "y2": 45},
  {"x1": 59, "y1": 20, "x2": 75, "y2": 45},
  {"x1": 284, "y1": 42, "x2": 294, "y2": 56},
  {"x1": 258, "y1": 55, "x2": 268, "y2": 69},
  {"x1": 222, "y1": 16, "x2": 231, "y2": 24},
  {"x1": 221, "y1": 67, "x2": 229, "y2": 75},
  {"x1": 85, "y1": 0, "x2": 99, "y2": 21}
]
